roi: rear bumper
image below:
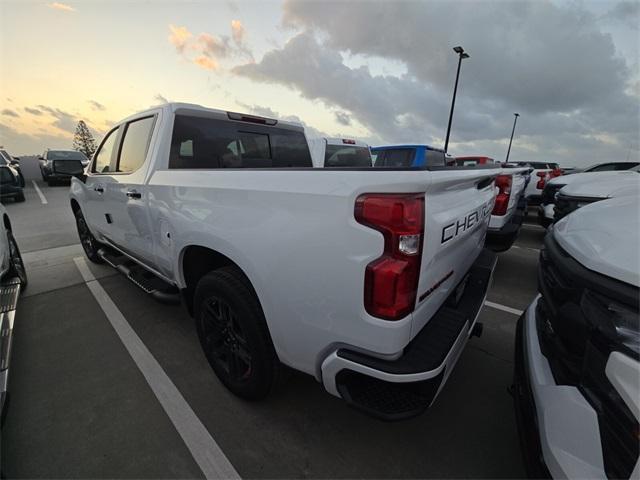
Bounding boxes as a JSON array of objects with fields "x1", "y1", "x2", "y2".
[
  {"x1": 486, "y1": 198, "x2": 526, "y2": 252},
  {"x1": 321, "y1": 248, "x2": 497, "y2": 420},
  {"x1": 513, "y1": 296, "x2": 609, "y2": 479},
  {"x1": 0, "y1": 185, "x2": 22, "y2": 198},
  {"x1": 526, "y1": 194, "x2": 542, "y2": 205},
  {"x1": 537, "y1": 204, "x2": 554, "y2": 228}
]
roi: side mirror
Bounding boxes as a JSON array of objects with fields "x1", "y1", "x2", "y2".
[
  {"x1": 12, "y1": 156, "x2": 20, "y2": 161},
  {"x1": 9, "y1": 159, "x2": 20, "y2": 166},
  {"x1": 38, "y1": 156, "x2": 44, "y2": 160}
]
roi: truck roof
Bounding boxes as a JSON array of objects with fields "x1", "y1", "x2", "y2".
[
  {"x1": 371, "y1": 144, "x2": 445, "y2": 153},
  {"x1": 121, "y1": 102, "x2": 306, "y2": 132}
]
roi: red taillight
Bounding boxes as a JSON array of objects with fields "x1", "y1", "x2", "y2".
[
  {"x1": 355, "y1": 193, "x2": 424, "y2": 320},
  {"x1": 342, "y1": 138, "x2": 356, "y2": 145},
  {"x1": 492, "y1": 174, "x2": 512, "y2": 216},
  {"x1": 549, "y1": 168, "x2": 562, "y2": 178},
  {"x1": 536, "y1": 171, "x2": 548, "y2": 190}
]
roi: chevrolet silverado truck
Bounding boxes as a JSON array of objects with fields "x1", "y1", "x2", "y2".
[
  {"x1": 539, "y1": 166, "x2": 640, "y2": 227},
  {"x1": 70, "y1": 103, "x2": 500, "y2": 420},
  {"x1": 485, "y1": 166, "x2": 530, "y2": 252},
  {"x1": 39, "y1": 149, "x2": 88, "y2": 185},
  {"x1": 509, "y1": 161, "x2": 562, "y2": 205},
  {"x1": 554, "y1": 168, "x2": 640, "y2": 222},
  {"x1": 513, "y1": 194, "x2": 639, "y2": 479}
]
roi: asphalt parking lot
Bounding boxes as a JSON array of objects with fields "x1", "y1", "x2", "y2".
[{"x1": 1, "y1": 157, "x2": 546, "y2": 478}]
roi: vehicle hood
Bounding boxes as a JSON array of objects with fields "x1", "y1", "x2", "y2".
[
  {"x1": 559, "y1": 171, "x2": 640, "y2": 198},
  {"x1": 553, "y1": 195, "x2": 640, "y2": 287},
  {"x1": 548, "y1": 170, "x2": 625, "y2": 187}
]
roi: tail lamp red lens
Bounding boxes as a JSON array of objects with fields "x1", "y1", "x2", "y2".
[
  {"x1": 536, "y1": 171, "x2": 548, "y2": 190},
  {"x1": 549, "y1": 168, "x2": 562, "y2": 178},
  {"x1": 354, "y1": 194, "x2": 424, "y2": 320},
  {"x1": 492, "y1": 174, "x2": 512, "y2": 216}
]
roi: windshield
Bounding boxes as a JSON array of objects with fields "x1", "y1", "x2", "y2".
[
  {"x1": 324, "y1": 145, "x2": 372, "y2": 167},
  {"x1": 47, "y1": 150, "x2": 88, "y2": 161}
]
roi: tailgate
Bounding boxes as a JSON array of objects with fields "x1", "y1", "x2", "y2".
[{"x1": 411, "y1": 169, "x2": 497, "y2": 337}]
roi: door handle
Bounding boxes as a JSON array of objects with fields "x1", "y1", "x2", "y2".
[
  {"x1": 94, "y1": 184, "x2": 104, "y2": 193},
  {"x1": 126, "y1": 189, "x2": 142, "y2": 199}
]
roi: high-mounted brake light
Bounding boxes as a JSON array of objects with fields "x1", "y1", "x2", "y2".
[
  {"x1": 536, "y1": 171, "x2": 548, "y2": 190},
  {"x1": 227, "y1": 111, "x2": 278, "y2": 126},
  {"x1": 355, "y1": 193, "x2": 424, "y2": 320},
  {"x1": 342, "y1": 139, "x2": 356, "y2": 145},
  {"x1": 492, "y1": 174, "x2": 512, "y2": 216}
]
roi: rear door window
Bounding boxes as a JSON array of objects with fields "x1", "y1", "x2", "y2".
[{"x1": 169, "y1": 115, "x2": 312, "y2": 169}]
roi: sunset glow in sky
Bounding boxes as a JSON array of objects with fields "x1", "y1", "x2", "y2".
[{"x1": 1, "y1": 0, "x2": 638, "y2": 166}]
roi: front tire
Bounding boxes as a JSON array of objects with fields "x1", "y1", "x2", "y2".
[
  {"x1": 74, "y1": 209, "x2": 104, "y2": 264},
  {"x1": 7, "y1": 230, "x2": 27, "y2": 289},
  {"x1": 194, "y1": 267, "x2": 279, "y2": 400}
]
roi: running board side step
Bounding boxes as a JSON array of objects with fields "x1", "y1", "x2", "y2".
[{"x1": 97, "y1": 248, "x2": 180, "y2": 304}]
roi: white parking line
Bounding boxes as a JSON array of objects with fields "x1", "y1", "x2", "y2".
[
  {"x1": 31, "y1": 180, "x2": 48, "y2": 205},
  {"x1": 73, "y1": 257, "x2": 240, "y2": 480},
  {"x1": 484, "y1": 300, "x2": 523, "y2": 316}
]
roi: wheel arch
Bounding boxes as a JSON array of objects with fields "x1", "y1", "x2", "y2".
[
  {"x1": 179, "y1": 244, "x2": 262, "y2": 317},
  {"x1": 2, "y1": 213, "x2": 11, "y2": 231}
]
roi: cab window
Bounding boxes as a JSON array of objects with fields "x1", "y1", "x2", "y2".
[{"x1": 93, "y1": 128, "x2": 119, "y2": 173}]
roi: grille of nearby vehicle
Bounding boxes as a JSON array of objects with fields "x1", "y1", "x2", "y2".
[
  {"x1": 540, "y1": 183, "x2": 565, "y2": 205},
  {"x1": 537, "y1": 234, "x2": 639, "y2": 479},
  {"x1": 53, "y1": 160, "x2": 83, "y2": 175},
  {"x1": 553, "y1": 194, "x2": 598, "y2": 221}
]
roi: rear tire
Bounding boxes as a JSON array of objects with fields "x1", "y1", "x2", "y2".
[
  {"x1": 46, "y1": 178, "x2": 54, "y2": 187},
  {"x1": 7, "y1": 230, "x2": 27, "y2": 289},
  {"x1": 74, "y1": 208, "x2": 104, "y2": 264},
  {"x1": 194, "y1": 266, "x2": 279, "y2": 400}
]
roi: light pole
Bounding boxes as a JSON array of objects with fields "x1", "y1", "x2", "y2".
[
  {"x1": 444, "y1": 46, "x2": 469, "y2": 153},
  {"x1": 505, "y1": 113, "x2": 520, "y2": 163}
]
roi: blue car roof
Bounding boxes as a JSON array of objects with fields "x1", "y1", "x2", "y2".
[{"x1": 371, "y1": 144, "x2": 445, "y2": 153}]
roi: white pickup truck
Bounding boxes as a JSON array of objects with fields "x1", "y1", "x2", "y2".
[
  {"x1": 484, "y1": 166, "x2": 530, "y2": 252},
  {"x1": 70, "y1": 103, "x2": 500, "y2": 420}
]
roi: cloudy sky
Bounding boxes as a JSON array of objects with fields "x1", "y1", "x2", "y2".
[{"x1": 0, "y1": 0, "x2": 638, "y2": 166}]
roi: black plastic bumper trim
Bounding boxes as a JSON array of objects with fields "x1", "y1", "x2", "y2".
[{"x1": 512, "y1": 311, "x2": 552, "y2": 479}]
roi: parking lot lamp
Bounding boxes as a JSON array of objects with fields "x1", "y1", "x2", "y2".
[
  {"x1": 505, "y1": 113, "x2": 520, "y2": 163},
  {"x1": 444, "y1": 46, "x2": 470, "y2": 153}
]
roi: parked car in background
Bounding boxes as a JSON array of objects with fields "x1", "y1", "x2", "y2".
[
  {"x1": 508, "y1": 161, "x2": 562, "y2": 205},
  {"x1": 0, "y1": 163, "x2": 25, "y2": 203},
  {"x1": 371, "y1": 144, "x2": 446, "y2": 167},
  {"x1": 455, "y1": 156, "x2": 497, "y2": 167},
  {"x1": 308, "y1": 137, "x2": 372, "y2": 167},
  {"x1": 513, "y1": 194, "x2": 639, "y2": 479},
  {"x1": 0, "y1": 148, "x2": 25, "y2": 186},
  {"x1": 539, "y1": 165, "x2": 640, "y2": 227},
  {"x1": 39, "y1": 149, "x2": 88, "y2": 185},
  {"x1": 568, "y1": 161, "x2": 640, "y2": 175},
  {"x1": 485, "y1": 167, "x2": 530, "y2": 252},
  {"x1": 0, "y1": 203, "x2": 28, "y2": 414},
  {"x1": 70, "y1": 102, "x2": 501, "y2": 420},
  {"x1": 554, "y1": 168, "x2": 640, "y2": 222}
]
